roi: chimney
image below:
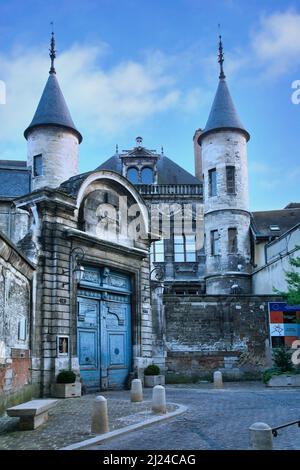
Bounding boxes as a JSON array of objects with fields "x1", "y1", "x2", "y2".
[{"x1": 193, "y1": 128, "x2": 202, "y2": 180}]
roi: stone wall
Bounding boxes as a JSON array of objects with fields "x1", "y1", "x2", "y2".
[
  {"x1": 0, "y1": 231, "x2": 35, "y2": 413},
  {"x1": 16, "y1": 173, "x2": 153, "y2": 394},
  {"x1": 164, "y1": 294, "x2": 278, "y2": 381}
]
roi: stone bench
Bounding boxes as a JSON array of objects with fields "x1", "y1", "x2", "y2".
[{"x1": 6, "y1": 399, "x2": 58, "y2": 430}]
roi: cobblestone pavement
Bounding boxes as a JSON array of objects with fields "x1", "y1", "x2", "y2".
[
  {"x1": 1, "y1": 382, "x2": 300, "y2": 450},
  {"x1": 86, "y1": 383, "x2": 300, "y2": 450},
  {"x1": 0, "y1": 392, "x2": 176, "y2": 450}
]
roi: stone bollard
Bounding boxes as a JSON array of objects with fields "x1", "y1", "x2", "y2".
[
  {"x1": 213, "y1": 371, "x2": 223, "y2": 389},
  {"x1": 249, "y1": 422, "x2": 273, "y2": 450},
  {"x1": 131, "y1": 379, "x2": 143, "y2": 402},
  {"x1": 152, "y1": 385, "x2": 166, "y2": 414},
  {"x1": 91, "y1": 395, "x2": 109, "y2": 434}
]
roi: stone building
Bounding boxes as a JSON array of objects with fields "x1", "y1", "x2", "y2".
[{"x1": 0, "y1": 34, "x2": 299, "y2": 402}]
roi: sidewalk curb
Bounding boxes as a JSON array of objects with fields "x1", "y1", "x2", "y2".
[{"x1": 60, "y1": 403, "x2": 187, "y2": 450}]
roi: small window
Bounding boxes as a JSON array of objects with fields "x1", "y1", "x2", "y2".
[
  {"x1": 151, "y1": 239, "x2": 164, "y2": 263},
  {"x1": 208, "y1": 168, "x2": 217, "y2": 196},
  {"x1": 127, "y1": 167, "x2": 139, "y2": 184},
  {"x1": 174, "y1": 234, "x2": 196, "y2": 262},
  {"x1": 141, "y1": 167, "x2": 154, "y2": 184},
  {"x1": 210, "y1": 230, "x2": 219, "y2": 255},
  {"x1": 33, "y1": 154, "x2": 42, "y2": 177},
  {"x1": 226, "y1": 166, "x2": 235, "y2": 194},
  {"x1": 228, "y1": 228, "x2": 238, "y2": 253},
  {"x1": 18, "y1": 317, "x2": 27, "y2": 341},
  {"x1": 269, "y1": 225, "x2": 280, "y2": 231}
]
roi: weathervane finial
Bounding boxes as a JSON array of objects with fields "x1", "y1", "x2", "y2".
[
  {"x1": 218, "y1": 25, "x2": 225, "y2": 80},
  {"x1": 49, "y1": 22, "x2": 56, "y2": 74}
]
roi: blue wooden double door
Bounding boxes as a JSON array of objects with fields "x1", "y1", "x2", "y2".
[{"x1": 77, "y1": 268, "x2": 132, "y2": 390}]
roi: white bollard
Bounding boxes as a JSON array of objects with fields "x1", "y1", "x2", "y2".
[
  {"x1": 213, "y1": 371, "x2": 223, "y2": 389},
  {"x1": 249, "y1": 422, "x2": 273, "y2": 450},
  {"x1": 131, "y1": 379, "x2": 143, "y2": 402},
  {"x1": 91, "y1": 395, "x2": 109, "y2": 434},
  {"x1": 152, "y1": 385, "x2": 166, "y2": 414}
]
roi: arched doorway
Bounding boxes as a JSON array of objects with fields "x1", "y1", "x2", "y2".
[{"x1": 77, "y1": 266, "x2": 132, "y2": 390}]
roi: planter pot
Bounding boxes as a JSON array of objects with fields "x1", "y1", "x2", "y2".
[
  {"x1": 267, "y1": 374, "x2": 300, "y2": 387},
  {"x1": 51, "y1": 382, "x2": 82, "y2": 398},
  {"x1": 144, "y1": 375, "x2": 165, "y2": 388}
]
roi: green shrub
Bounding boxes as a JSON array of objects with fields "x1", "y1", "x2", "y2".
[
  {"x1": 56, "y1": 370, "x2": 76, "y2": 384},
  {"x1": 272, "y1": 347, "x2": 294, "y2": 372},
  {"x1": 263, "y1": 366, "x2": 300, "y2": 383},
  {"x1": 144, "y1": 364, "x2": 160, "y2": 376},
  {"x1": 262, "y1": 367, "x2": 282, "y2": 384}
]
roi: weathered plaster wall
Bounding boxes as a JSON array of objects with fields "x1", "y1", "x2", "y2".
[
  {"x1": 0, "y1": 232, "x2": 35, "y2": 412},
  {"x1": 202, "y1": 131, "x2": 249, "y2": 212},
  {"x1": 164, "y1": 294, "x2": 277, "y2": 380},
  {"x1": 27, "y1": 126, "x2": 79, "y2": 190}
]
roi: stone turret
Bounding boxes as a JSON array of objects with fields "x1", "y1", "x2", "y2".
[
  {"x1": 199, "y1": 36, "x2": 251, "y2": 294},
  {"x1": 24, "y1": 32, "x2": 82, "y2": 191}
]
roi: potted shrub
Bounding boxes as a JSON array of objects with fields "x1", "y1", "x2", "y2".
[
  {"x1": 51, "y1": 370, "x2": 82, "y2": 398},
  {"x1": 263, "y1": 347, "x2": 300, "y2": 387},
  {"x1": 144, "y1": 364, "x2": 165, "y2": 387}
]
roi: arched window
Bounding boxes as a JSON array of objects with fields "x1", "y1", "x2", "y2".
[
  {"x1": 141, "y1": 167, "x2": 154, "y2": 184},
  {"x1": 127, "y1": 167, "x2": 139, "y2": 184}
]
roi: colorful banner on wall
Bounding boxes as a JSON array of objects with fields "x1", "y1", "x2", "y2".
[{"x1": 268, "y1": 302, "x2": 300, "y2": 348}]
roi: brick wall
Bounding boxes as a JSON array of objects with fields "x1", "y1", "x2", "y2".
[{"x1": 164, "y1": 294, "x2": 278, "y2": 380}]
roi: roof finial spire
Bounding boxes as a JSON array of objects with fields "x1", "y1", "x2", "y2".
[
  {"x1": 49, "y1": 22, "x2": 56, "y2": 74},
  {"x1": 218, "y1": 25, "x2": 225, "y2": 80}
]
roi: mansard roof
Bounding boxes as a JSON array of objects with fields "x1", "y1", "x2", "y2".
[
  {"x1": 96, "y1": 149, "x2": 201, "y2": 185},
  {"x1": 0, "y1": 160, "x2": 31, "y2": 198},
  {"x1": 24, "y1": 74, "x2": 82, "y2": 143},
  {"x1": 199, "y1": 79, "x2": 250, "y2": 143}
]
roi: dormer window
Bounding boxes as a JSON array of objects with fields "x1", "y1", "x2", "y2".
[
  {"x1": 127, "y1": 167, "x2": 139, "y2": 184},
  {"x1": 33, "y1": 154, "x2": 42, "y2": 177},
  {"x1": 141, "y1": 167, "x2": 154, "y2": 184}
]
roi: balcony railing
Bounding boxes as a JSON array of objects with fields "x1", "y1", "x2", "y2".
[{"x1": 138, "y1": 184, "x2": 203, "y2": 196}]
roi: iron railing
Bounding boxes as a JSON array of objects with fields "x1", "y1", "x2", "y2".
[
  {"x1": 138, "y1": 184, "x2": 203, "y2": 196},
  {"x1": 272, "y1": 420, "x2": 300, "y2": 437}
]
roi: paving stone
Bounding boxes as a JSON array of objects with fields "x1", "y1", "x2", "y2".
[
  {"x1": 0, "y1": 391, "x2": 175, "y2": 450},
  {"x1": 1, "y1": 383, "x2": 300, "y2": 450}
]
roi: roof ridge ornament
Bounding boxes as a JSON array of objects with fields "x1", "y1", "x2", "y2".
[
  {"x1": 218, "y1": 33, "x2": 225, "y2": 80},
  {"x1": 49, "y1": 22, "x2": 56, "y2": 75}
]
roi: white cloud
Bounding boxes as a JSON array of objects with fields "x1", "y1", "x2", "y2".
[
  {"x1": 0, "y1": 41, "x2": 206, "y2": 158},
  {"x1": 206, "y1": 9, "x2": 300, "y2": 82},
  {"x1": 251, "y1": 9, "x2": 300, "y2": 77}
]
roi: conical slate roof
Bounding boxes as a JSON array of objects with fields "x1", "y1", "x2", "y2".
[
  {"x1": 24, "y1": 74, "x2": 82, "y2": 143},
  {"x1": 199, "y1": 78, "x2": 250, "y2": 143}
]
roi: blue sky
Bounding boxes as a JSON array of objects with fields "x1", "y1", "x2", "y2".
[{"x1": 0, "y1": 0, "x2": 300, "y2": 210}]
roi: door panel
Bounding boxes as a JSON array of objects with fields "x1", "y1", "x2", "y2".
[
  {"x1": 77, "y1": 298, "x2": 100, "y2": 390},
  {"x1": 78, "y1": 330, "x2": 98, "y2": 367},
  {"x1": 102, "y1": 301, "x2": 131, "y2": 390},
  {"x1": 109, "y1": 334, "x2": 126, "y2": 365}
]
